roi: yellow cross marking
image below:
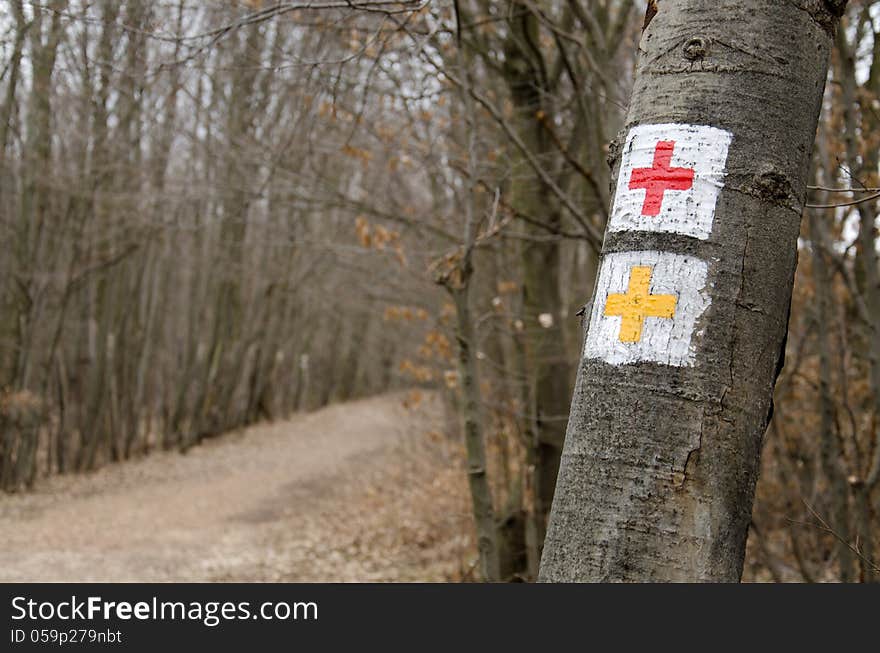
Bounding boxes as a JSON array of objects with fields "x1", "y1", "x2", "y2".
[{"x1": 604, "y1": 266, "x2": 677, "y2": 342}]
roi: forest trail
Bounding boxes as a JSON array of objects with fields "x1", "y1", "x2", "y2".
[{"x1": 0, "y1": 392, "x2": 470, "y2": 582}]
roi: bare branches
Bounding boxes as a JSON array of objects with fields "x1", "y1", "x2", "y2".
[
  {"x1": 792, "y1": 501, "x2": 880, "y2": 575},
  {"x1": 806, "y1": 190, "x2": 880, "y2": 208},
  {"x1": 415, "y1": 47, "x2": 604, "y2": 246}
]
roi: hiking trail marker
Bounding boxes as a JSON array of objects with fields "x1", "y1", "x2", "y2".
[
  {"x1": 584, "y1": 251, "x2": 711, "y2": 367},
  {"x1": 603, "y1": 266, "x2": 677, "y2": 343},
  {"x1": 583, "y1": 123, "x2": 731, "y2": 367},
  {"x1": 608, "y1": 123, "x2": 732, "y2": 240}
]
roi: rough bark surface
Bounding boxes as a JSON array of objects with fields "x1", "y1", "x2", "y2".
[{"x1": 540, "y1": 0, "x2": 844, "y2": 582}]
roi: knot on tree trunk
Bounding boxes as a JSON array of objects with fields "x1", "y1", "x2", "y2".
[
  {"x1": 606, "y1": 131, "x2": 624, "y2": 170},
  {"x1": 751, "y1": 166, "x2": 794, "y2": 204},
  {"x1": 682, "y1": 37, "x2": 709, "y2": 62},
  {"x1": 794, "y1": 1, "x2": 849, "y2": 35}
]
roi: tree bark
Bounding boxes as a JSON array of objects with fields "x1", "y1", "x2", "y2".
[{"x1": 540, "y1": 0, "x2": 846, "y2": 582}]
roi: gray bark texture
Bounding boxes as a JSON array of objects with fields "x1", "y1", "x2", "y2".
[{"x1": 539, "y1": 0, "x2": 846, "y2": 582}]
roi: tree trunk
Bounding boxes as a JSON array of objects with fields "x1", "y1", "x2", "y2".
[
  {"x1": 836, "y1": 21, "x2": 880, "y2": 579},
  {"x1": 452, "y1": 282, "x2": 502, "y2": 582},
  {"x1": 502, "y1": 2, "x2": 572, "y2": 563},
  {"x1": 540, "y1": 0, "x2": 846, "y2": 582},
  {"x1": 809, "y1": 209, "x2": 854, "y2": 581}
]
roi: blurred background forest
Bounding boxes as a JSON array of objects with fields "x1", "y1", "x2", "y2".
[{"x1": 0, "y1": 0, "x2": 878, "y2": 582}]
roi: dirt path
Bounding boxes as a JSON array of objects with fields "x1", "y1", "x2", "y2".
[{"x1": 0, "y1": 392, "x2": 470, "y2": 582}]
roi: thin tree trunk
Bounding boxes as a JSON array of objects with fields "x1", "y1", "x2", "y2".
[
  {"x1": 501, "y1": 2, "x2": 572, "y2": 563},
  {"x1": 835, "y1": 20, "x2": 878, "y2": 580},
  {"x1": 446, "y1": 35, "x2": 501, "y2": 580},
  {"x1": 452, "y1": 282, "x2": 501, "y2": 582},
  {"x1": 810, "y1": 209, "x2": 854, "y2": 581}
]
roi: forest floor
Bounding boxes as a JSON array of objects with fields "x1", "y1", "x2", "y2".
[{"x1": 0, "y1": 392, "x2": 476, "y2": 582}]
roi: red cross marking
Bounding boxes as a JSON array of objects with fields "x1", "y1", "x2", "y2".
[{"x1": 628, "y1": 140, "x2": 695, "y2": 217}]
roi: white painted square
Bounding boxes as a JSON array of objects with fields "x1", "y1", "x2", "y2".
[
  {"x1": 584, "y1": 251, "x2": 710, "y2": 367},
  {"x1": 608, "y1": 123, "x2": 732, "y2": 240}
]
